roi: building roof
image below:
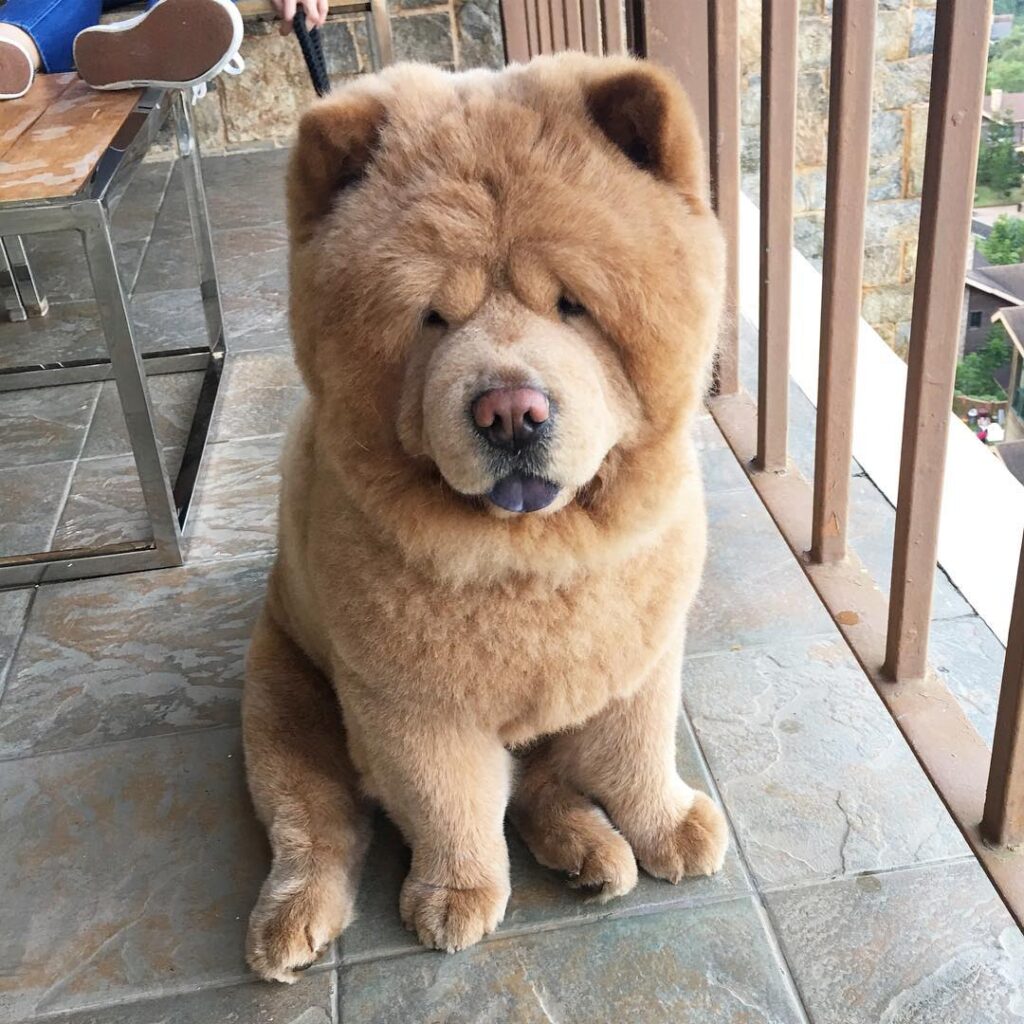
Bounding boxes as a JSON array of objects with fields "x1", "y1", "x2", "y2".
[
  {"x1": 994, "y1": 305, "x2": 1024, "y2": 358},
  {"x1": 966, "y1": 263, "x2": 1024, "y2": 305},
  {"x1": 998, "y1": 440, "x2": 1024, "y2": 487},
  {"x1": 984, "y1": 92, "x2": 1024, "y2": 123}
]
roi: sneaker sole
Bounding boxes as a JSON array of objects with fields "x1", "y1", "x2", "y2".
[
  {"x1": 74, "y1": 0, "x2": 242, "y2": 91},
  {"x1": 0, "y1": 39, "x2": 34, "y2": 100}
]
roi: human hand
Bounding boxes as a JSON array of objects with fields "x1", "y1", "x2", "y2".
[{"x1": 269, "y1": 0, "x2": 329, "y2": 34}]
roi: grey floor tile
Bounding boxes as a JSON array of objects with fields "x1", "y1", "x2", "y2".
[
  {"x1": 0, "y1": 300, "x2": 109, "y2": 371},
  {"x1": 156, "y1": 150, "x2": 289, "y2": 237},
  {"x1": 689, "y1": 484, "x2": 833, "y2": 654},
  {"x1": 929, "y1": 615, "x2": 1006, "y2": 746},
  {"x1": 51, "y1": 454, "x2": 161, "y2": 551},
  {"x1": 0, "y1": 460, "x2": 75, "y2": 558},
  {"x1": 847, "y1": 473, "x2": 973, "y2": 621},
  {"x1": 766, "y1": 860, "x2": 1024, "y2": 1024},
  {"x1": 339, "y1": 897, "x2": 804, "y2": 1024},
  {"x1": 22, "y1": 231, "x2": 147, "y2": 304},
  {"x1": 109, "y1": 158, "x2": 175, "y2": 248},
  {"x1": 0, "y1": 728, "x2": 292, "y2": 1022},
  {"x1": 135, "y1": 223, "x2": 288, "y2": 298},
  {"x1": 684, "y1": 638, "x2": 966, "y2": 888},
  {"x1": 49, "y1": 971, "x2": 333, "y2": 1024},
  {"x1": 211, "y1": 350, "x2": 305, "y2": 442},
  {"x1": 343, "y1": 718, "x2": 749, "y2": 964},
  {"x1": 133, "y1": 224, "x2": 290, "y2": 350},
  {"x1": 0, "y1": 555, "x2": 270, "y2": 757},
  {"x1": 81, "y1": 373, "x2": 203, "y2": 460},
  {"x1": 0, "y1": 381, "x2": 98, "y2": 469},
  {"x1": 694, "y1": 413, "x2": 749, "y2": 494},
  {"x1": 185, "y1": 435, "x2": 283, "y2": 563},
  {"x1": 0, "y1": 589, "x2": 32, "y2": 698}
]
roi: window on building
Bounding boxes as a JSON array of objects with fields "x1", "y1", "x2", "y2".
[
  {"x1": 969, "y1": 310, "x2": 984, "y2": 328},
  {"x1": 1015, "y1": 357, "x2": 1024, "y2": 422}
]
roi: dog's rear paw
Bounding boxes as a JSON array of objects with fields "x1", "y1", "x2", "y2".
[
  {"x1": 399, "y1": 875, "x2": 509, "y2": 952},
  {"x1": 246, "y1": 875, "x2": 350, "y2": 984},
  {"x1": 635, "y1": 791, "x2": 729, "y2": 883},
  {"x1": 565, "y1": 831, "x2": 639, "y2": 902}
]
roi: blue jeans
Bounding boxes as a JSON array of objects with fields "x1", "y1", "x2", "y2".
[{"x1": 2, "y1": 0, "x2": 229, "y2": 74}]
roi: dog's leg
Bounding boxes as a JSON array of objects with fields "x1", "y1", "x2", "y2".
[
  {"x1": 243, "y1": 610, "x2": 371, "y2": 984},
  {"x1": 550, "y1": 642, "x2": 728, "y2": 883},
  {"x1": 509, "y1": 746, "x2": 638, "y2": 901},
  {"x1": 350, "y1": 715, "x2": 512, "y2": 953}
]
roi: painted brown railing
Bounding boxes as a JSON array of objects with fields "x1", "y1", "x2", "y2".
[
  {"x1": 501, "y1": 0, "x2": 626, "y2": 59},
  {"x1": 693, "y1": 0, "x2": 1024, "y2": 923},
  {"x1": 500, "y1": 0, "x2": 1024, "y2": 923}
]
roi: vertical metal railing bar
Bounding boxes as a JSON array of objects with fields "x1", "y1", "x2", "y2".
[
  {"x1": 581, "y1": 0, "x2": 601, "y2": 54},
  {"x1": 537, "y1": 0, "x2": 554, "y2": 52},
  {"x1": 756, "y1": 0, "x2": 798, "y2": 472},
  {"x1": 707, "y1": 0, "x2": 740, "y2": 397},
  {"x1": 502, "y1": 0, "x2": 532, "y2": 62},
  {"x1": 549, "y1": 0, "x2": 567, "y2": 50},
  {"x1": 883, "y1": 0, "x2": 990, "y2": 682},
  {"x1": 565, "y1": 0, "x2": 584, "y2": 50},
  {"x1": 984, "y1": 537, "x2": 1024, "y2": 846},
  {"x1": 525, "y1": 0, "x2": 540, "y2": 56},
  {"x1": 809, "y1": 0, "x2": 876, "y2": 564},
  {"x1": 601, "y1": 0, "x2": 626, "y2": 55}
]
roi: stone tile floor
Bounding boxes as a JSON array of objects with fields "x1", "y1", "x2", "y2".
[{"x1": 0, "y1": 148, "x2": 1021, "y2": 1022}]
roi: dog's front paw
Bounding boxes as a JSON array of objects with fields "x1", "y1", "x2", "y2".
[
  {"x1": 246, "y1": 874, "x2": 350, "y2": 984},
  {"x1": 399, "y1": 875, "x2": 509, "y2": 952},
  {"x1": 634, "y1": 791, "x2": 729, "y2": 883}
]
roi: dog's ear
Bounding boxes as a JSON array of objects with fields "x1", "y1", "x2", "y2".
[
  {"x1": 288, "y1": 90, "x2": 387, "y2": 239},
  {"x1": 584, "y1": 63, "x2": 707, "y2": 207}
]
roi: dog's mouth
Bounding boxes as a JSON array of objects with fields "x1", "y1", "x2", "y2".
[{"x1": 486, "y1": 472, "x2": 561, "y2": 513}]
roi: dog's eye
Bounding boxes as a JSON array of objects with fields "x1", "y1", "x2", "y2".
[
  {"x1": 557, "y1": 296, "x2": 586, "y2": 318},
  {"x1": 424, "y1": 310, "x2": 448, "y2": 329}
]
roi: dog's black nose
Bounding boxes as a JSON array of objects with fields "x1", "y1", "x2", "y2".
[{"x1": 471, "y1": 387, "x2": 551, "y2": 452}]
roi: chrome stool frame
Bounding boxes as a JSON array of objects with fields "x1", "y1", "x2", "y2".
[{"x1": 0, "y1": 90, "x2": 225, "y2": 588}]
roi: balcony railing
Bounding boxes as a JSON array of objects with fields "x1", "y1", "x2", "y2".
[{"x1": 501, "y1": 0, "x2": 1024, "y2": 926}]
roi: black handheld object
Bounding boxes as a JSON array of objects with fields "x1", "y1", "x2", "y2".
[{"x1": 293, "y1": 8, "x2": 332, "y2": 97}]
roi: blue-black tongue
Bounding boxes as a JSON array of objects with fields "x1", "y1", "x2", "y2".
[{"x1": 488, "y1": 473, "x2": 559, "y2": 513}]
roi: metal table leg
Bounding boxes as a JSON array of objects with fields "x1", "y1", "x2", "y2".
[
  {"x1": 78, "y1": 199, "x2": 184, "y2": 565},
  {"x1": 3, "y1": 235, "x2": 48, "y2": 317},
  {"x1": 170, "y1": 90, "x2": 226, "y2": 533},
  {"x1": 0, "y1": 240, "x2": 27, "y2": 322}
]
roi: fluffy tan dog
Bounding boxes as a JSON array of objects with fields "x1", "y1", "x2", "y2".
[{"x1": 242, "y1": 52, "x2": 727, "y2": 984}]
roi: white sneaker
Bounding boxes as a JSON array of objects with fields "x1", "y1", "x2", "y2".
[{"x1": 73, "y1": 0, "x2": 244, "y2": 94}]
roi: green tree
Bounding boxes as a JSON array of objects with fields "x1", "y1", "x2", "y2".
[
  {"x1": 955, "y1": 328, "x2": 1012, "y2": 401},
  {"x1": 989, "y1": 24, "x2": 1024, "y2": 92},
  {"x1": 980, "y1": 216, "x2": 1024, "y2": 264},
  {"x1": 994, "y1": 1, "x2": 1024, "y2": 18},
  {"x1": 977, "y1": 117, "x2": 1024, "y2": 197}
]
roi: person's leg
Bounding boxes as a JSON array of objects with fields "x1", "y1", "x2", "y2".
[{"x1": 3, "y1": 0, "x2": 102, "y2": 74}]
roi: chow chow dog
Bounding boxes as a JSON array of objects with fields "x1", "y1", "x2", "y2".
[{"x1": 243, "y1": 52, "x2": 727, "y2": 984}]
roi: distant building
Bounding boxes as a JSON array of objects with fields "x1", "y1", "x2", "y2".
[
  {"x1": 993, "y1": 306, "x2": 1024, "y2": 442},
  {"x1": 964, "y1": 264, "x2": 1024, "y2": 356},
  {"x1": 993, "y1": 13, "x2": 1014, "y2": 43},
  {"x1": 983, "y1": 90, "x2": 1024, "y2": 147}
]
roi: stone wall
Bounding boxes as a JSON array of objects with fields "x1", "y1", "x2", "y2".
[
  {"x1": 165, "y1": 1, "x2": 505, "y2": 154},
  {"x1": 739, "y1": 0, "x2": 936, "y2": 356},
  {"x1": 150, "y1": 0, "x2": 933, "y2": 353}
]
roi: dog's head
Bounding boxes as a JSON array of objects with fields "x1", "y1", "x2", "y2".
[{"x1": 288, "y1": 54, "x2": 723, "y2": 579}]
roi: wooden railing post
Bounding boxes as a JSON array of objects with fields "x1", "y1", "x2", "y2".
[
  {"x1": 756, "y1": 0, "x2": 798, "y2": 472},
  {"x1": 707, "y1": 0, "x2": 740, "y2": 397},
  {"x1": 810, "y1": 0, "x2": 875, "y2": 563},
  {"x1": 984, "y1": 535, "x2": 1024, "y2": 847},
  {"x1": 884, "y1": 1, "x2": 989, "y2": 682}
]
